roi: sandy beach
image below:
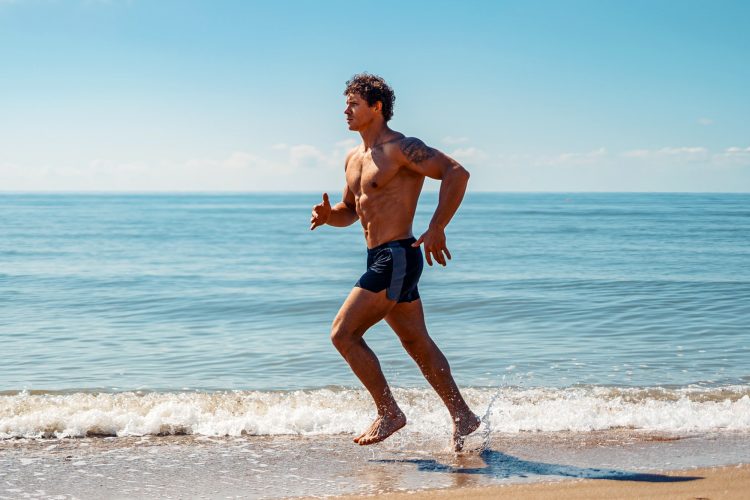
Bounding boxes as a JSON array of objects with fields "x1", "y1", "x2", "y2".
[{"x1": 333, "y1": 463, "x2": 750, "y2": 499}]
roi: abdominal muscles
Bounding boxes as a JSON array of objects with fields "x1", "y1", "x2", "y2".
[{"x1": 357, "y1": 187, "x2": 419, "y2": 248}]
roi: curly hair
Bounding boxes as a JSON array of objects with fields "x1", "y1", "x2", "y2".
[{"x1": 344, "y1": 73, "x2": 395, "y2": 122}]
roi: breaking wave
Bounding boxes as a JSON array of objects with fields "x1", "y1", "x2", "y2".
[{"x1": 2, "y1": 385, "x2": 749, "y2": 439}]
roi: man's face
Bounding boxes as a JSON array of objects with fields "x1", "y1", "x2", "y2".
[{"x1": 344, "y1": 93, "x2": 379, "y2": 131}]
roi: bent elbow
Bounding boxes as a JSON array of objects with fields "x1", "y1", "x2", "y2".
[{"x1": 455, "y1": 164, "x2": 470, "y2": 182}]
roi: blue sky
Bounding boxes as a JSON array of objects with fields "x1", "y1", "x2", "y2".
[{"x1": 1, "y1": 0, "x2": 749, "y2": 192}]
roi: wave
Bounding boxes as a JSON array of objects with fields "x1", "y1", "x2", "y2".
[{"x1": 1, "y1": 385, "x2": 749, "y2": 439}]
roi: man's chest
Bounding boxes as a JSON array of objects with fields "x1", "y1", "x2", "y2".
[{"x1": 346, "y1": 153, "x2": 401, "y2": 194}]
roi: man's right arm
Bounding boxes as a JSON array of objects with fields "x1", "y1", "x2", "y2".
[
  {"x1": 326, "y1": 185, "x2": 359, "y2": 227},
  {"x1": 310, "y1": 186, "x2": 358, "y2": 230},
  {"x1": 310, "y1": 150, "x2": 359, "y2": 230}
]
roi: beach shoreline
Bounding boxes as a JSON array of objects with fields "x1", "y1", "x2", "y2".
[{"x1": 2, "y1": 430, "x2": 748, "y2": 498}]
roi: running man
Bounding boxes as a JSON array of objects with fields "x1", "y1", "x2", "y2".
[{"x1": 310, "y1": 73, "x2": 480, "y2": 451}]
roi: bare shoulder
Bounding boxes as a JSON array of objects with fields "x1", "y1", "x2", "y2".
[
  {"x1": 344, "y1": 145, "x2": 362, "y2": 170},
  {"x1": 396, "y1": 136, "x2": 438, "y2": 164}
]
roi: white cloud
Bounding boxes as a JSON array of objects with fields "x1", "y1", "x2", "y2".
[
  {"x1": 181, "y1": 151, "x2": 277, "y2": 185},
  {"x1": 659, "y1": 146, "x2": 708, "y2": 156},
  {"x1": 697, "y1": 117, "x2": 714, "y2": 126},
  {"x1": 0, "y1": 151, "x2": 283, "y2": 192},
  {"x1": 171, "y1": 141, "x2": 347, "y2": 191},
  {"x1": 442, "y1": 136, "x2": 470, "y2": 145},
  {"x1": 713, "y1": 146, "x2": 750, "y2": 167},
  {"x1": 550, "y1": 147, "x2": 607, "y2": 166},
  {"x1": 620, "y1": 145, "x2": 750, "y2": 169},
  {"x1": 724, "y1": 146, "x2": 750, "y2": 155},
  {"x1": 222, "y1": 152, "x2": 264, "y2": 170},
  {"x1": 288, "y1": 144, "x2": 330, "y2": 169},
  {"x1": 5, "y1": 143, "x2": 749, "y2": 192},
  {"x1": 519, "y1": 148, "x2": 608, "y2": 167},
  {"x1": 622, "y1": 149, "x2": 651, "y2": 158},
  {"x1": 622, "y1": 147, "x2": 709, "y2": 162},
  {"x1": 272, "y1": 141, "x2": 347, "y2": 169},
  {"x1": 449, "y1": 147, "x2": 488, "y2": 163}
]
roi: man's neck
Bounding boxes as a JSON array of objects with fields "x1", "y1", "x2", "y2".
[{"x1": 359, "y1": 122, "x2": 392, "y2": 151}]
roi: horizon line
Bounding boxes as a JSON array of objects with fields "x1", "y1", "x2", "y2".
[{"x1": 1, "y1": 190, "x2": 749, "y2": 195}]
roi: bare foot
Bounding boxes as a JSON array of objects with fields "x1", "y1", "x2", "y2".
[
  {"x1": 354, "y1": 411, "x2": 407, "y2": 446},
  {"x1": 452, "y1": 411, "x2": 481, "y2": 451},
  {"x1": 352, "y1": 417, "x2": 379, "y2": 444}
]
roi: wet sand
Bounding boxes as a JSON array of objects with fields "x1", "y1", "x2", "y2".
[
  {"x1": 333, "y1": 464, "x2": 750, "y2": 499},
  {"x1": 0, "y1": 430, "x2": 748, "y2": 499}
]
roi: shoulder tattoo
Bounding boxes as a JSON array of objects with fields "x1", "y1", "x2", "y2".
[{"x1": 401, "y1": 137, "x2": 437, "y2": 164}]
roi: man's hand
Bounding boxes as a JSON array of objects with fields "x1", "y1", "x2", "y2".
[
  {"x1": 412, "y1": 226, "x2": 452, "y2": 266},
  {"x1": 310, "y1": 193, "x2": 331, "y2": 230}
]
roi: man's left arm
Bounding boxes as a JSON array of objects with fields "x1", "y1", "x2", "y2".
[{"x1": 398, "y1": 137, "x2": 470, "y2": 266}]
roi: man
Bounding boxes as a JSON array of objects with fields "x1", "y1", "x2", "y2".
[{"x1": 310, "y1": 73, "x2": 480, "y2": 451}]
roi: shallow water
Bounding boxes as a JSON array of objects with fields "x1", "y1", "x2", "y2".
[{"x1": 2, "y1": 431, "x2": 748, "y2": 499}]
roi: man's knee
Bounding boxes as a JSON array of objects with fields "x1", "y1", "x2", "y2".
[
  {"x1": 398, "y1": 337, "x2": 419, "y2": 357},
  {"x1": 330, "y1": 320, "x2": 359, "y2": 355},
  {"x1": 399, "y1": 333, "x2": 434, "y2": 359},
  {"x1": 396, "y1": 326, "x2": 430, "y2": 349}
]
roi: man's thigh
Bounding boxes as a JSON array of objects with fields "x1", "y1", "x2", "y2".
[
  {"x1": 384, "y1": 299, "x2": 430, "y2": 343},
  {"x1": 333, "y1": 287, "x2": 397, "y2": 337}
]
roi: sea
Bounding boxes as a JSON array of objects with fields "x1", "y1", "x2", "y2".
[{"x1": 1, "y1": 192, "x2": 749, "y2": 497}]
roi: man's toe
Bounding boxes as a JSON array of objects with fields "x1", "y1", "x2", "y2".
[{"x1": 360, "y1": 433, "x2": 378, "y2": 445}]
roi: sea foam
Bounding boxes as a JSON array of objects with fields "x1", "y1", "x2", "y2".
[{"x1": 1, "y1": 385, "x2": 749, "y2": 439}]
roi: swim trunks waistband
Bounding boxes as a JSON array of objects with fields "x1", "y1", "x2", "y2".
[{"x1": 368, "y1": 237, "x2": 417, "y2": 253}]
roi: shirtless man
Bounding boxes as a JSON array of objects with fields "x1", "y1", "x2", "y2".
[{"x1": 310, "y1": 73, "x2": 480, "y2": 451}]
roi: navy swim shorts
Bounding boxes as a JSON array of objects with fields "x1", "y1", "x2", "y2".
[{"x1": 355, "y1": 237, "x2": 424, "y2": 302}]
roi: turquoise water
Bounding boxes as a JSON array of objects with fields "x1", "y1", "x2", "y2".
[{"x1": 2, "y1": 192, "x2": 748, "y2": 392}]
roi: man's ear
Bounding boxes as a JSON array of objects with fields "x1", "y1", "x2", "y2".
[{"x1": 373, "y1": 101, "x2": 382, "y2": 113}]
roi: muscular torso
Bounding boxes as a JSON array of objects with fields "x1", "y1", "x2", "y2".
[{"x1": 346, "y1": 135, "x2": 425, "y2": 248}]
